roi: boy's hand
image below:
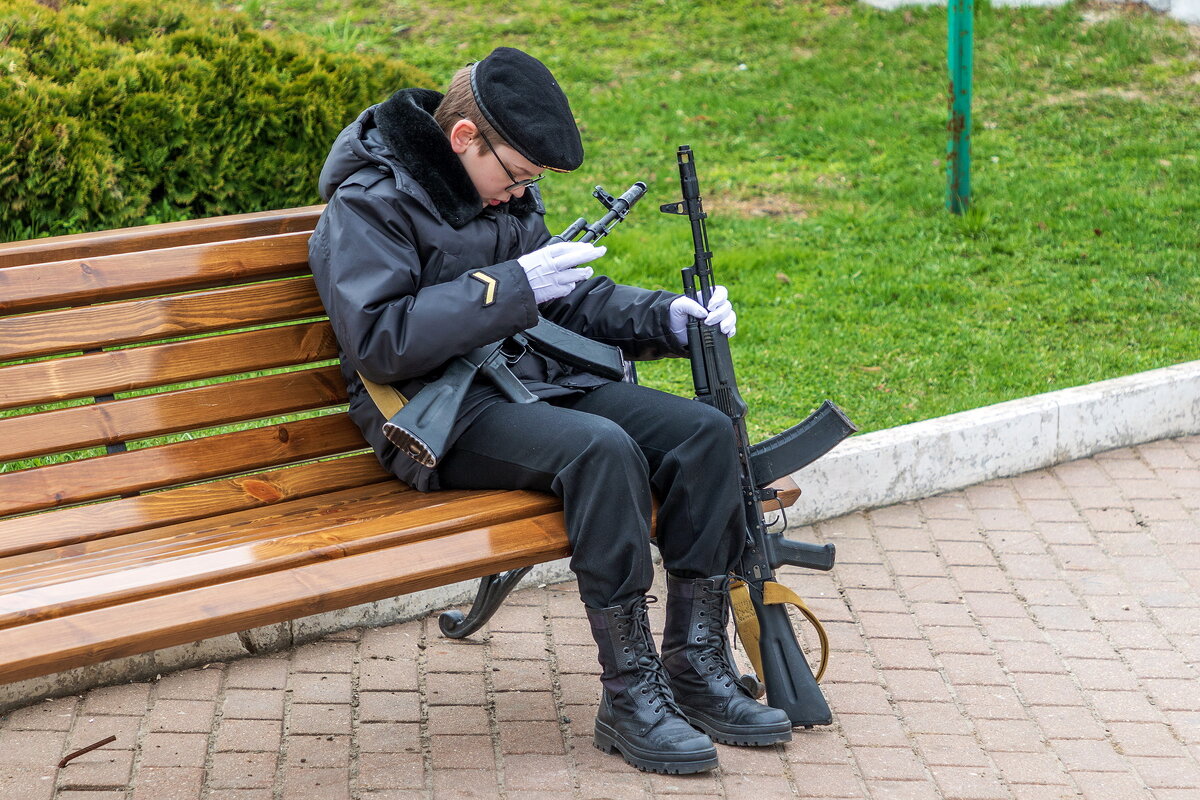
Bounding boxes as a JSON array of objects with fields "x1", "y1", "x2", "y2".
[
  {"x1": 669, "y1": 285, "x2": 737, "y2": 345},
  {"x1": 519, "y1": 241, "x2": 606, "y2": 304}
]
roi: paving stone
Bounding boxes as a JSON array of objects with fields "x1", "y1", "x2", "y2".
[
  {"x1": 0, "y1": 768, "x2": 56, "y2": 800},
  {"x1": 861, "y1": 778, "x2": 943, "y2": 799},
  {"x1": 839, "y1": 713, "x2": 911, "y2": 748},
  {"x1": 208, "y1": 751, "x2": 278, "y2": 790},
  {"x1": 287, "y1": 704, "x2": 352, "y2": 736},
  {"x1": 500, "y1": 753, "x2": 574, "y2": 792},
  {"x1": 853, "y1": 746, "x2": 928, "y2": 781},
  {"x1": 429, "y1": 735, "x2": 494, "y2": 771},
  {"x1": 355, "y1": 752, "x2": 424, "y2": 790},
  {"x1": 67, "y1": 715, "x2": 143, "y2": 750},
  {"x1": 496, "y1": 719, "x2": 565, "y2": 755},
  {"x1": 280, "y1": 767, "x2": 351, "y2": 800},
  {"x1": 913, "y1": 734, "x2": 992, "y2": 768},
  {"x1": 723, "y1": 773, "x2": 798, "y2": 799},
  {"x1": 80, "y1": 684, "x2": 152, "y2": 717},
  {"x1": 0, "y1": 728, "x2": 69, "y2": 767},
  {"x1": 288, "y1": 641, "x2": 356, "y2": 674},
  {"x1": 929, "y1": 765, "x2": 1011, "y2": 800},
  {"x1": 1050, "y1": 738, "x2": 1131, "y2": 773},
  {"x1": 287, "y1": 672, "x2": 353, "y2": 705},
  {"x1": 285, "y1": 735, "x2": 349, "y2": 768},
  {"x1": 1011, "y1": 672, "x2": 1087, "y2": 707},
  {"x1": 429, "y1": 768, "x2": 498, "y2": 799},
  {"x1": 1071, "y1": 770, "x2": 1151, "y2": 800},
  {"x1": 357, "y1": 691, "x2": 420, "y2": 724},
  {"x1": 214, "y1": 718, "x2": 283, "y2": 753},
  {"x1": 222, "y1": 689, "x2": 286, "y2": 721},
  {"x1": 224, "y1": 658, "x2": 289, "y2": 690},
  {"x1": 1028, "y1": 705, "x2": 1111, "y2": 741},
  {"x1": 3, "y1": 697, "x2": 78, "y2": 731},
  {"x1": 882, "y1": 669, "x2": 954, "y2": 703},
  {"x1": 871, "y1": 640, "x2": 939, "y2": 671},
  {"x1": 56, "y1": 746, "x2": 134, "y2": 789},
  {"x1": 136, "y1": 732, "x2": 209, "y2": 768},
  {"x1": 128, "y1": 767, "x2": 204, "y2": 800},
  {"x1": 151, "y1": 668, "x2": 223, "y2": 700},
  {"x1": 145, "y1": 699, "x2": 216, "y2": 734}
]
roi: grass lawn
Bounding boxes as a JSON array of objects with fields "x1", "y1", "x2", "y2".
[
  {"x1": 127, "y1": 1, "x2": 1200, "y2": 439},
  {"x1": 2, "y1": 6, "x2": 1193, "y2": 696}
]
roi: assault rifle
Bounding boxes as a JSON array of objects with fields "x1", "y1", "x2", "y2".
[
  {"x1": 383, "y1": 182, "x2": 648, "y2": 467},
  {"x1": 661, "y1": 145, "x2": 856, "y2": 727}
]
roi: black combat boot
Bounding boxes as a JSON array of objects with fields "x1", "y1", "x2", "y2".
[
  {"x1": 661, "y1": 573, "x2": 793, "y2": 746},
  {"x1": 586, "y1": 596, "x2": 719, "y2": 774}
]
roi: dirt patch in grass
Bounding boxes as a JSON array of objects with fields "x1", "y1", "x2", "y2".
[
  {"x1": 1041, "y1": 87, "x2": 1155, "y2": 104},
  {"x1": 707, "y1": 195, "x2": 812, "y2": 219}
]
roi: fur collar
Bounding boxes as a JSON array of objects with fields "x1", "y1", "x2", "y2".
[{"x1": 374, "y1": 88, "x2": 538, "y2": 228}]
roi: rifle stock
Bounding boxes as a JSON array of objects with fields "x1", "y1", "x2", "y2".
[{"x1": 662, "y1": 144, "x2": 854, "y2": 726}]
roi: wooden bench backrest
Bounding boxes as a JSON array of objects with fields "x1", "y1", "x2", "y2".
[{"x1": 0, "y1": 206, "x2": 403, "y2": 550}]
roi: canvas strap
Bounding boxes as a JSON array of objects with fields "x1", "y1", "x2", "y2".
[
  {"x1": 729, "y1": 578, "x2": 830, "y2": 684},
  {"x1": 358, "y1": 372, "x2": 407, "y2": 420}
]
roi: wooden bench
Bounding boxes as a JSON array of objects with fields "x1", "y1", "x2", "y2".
[{"x1": 0, "y1": 207, "x2": 800, "y2": 693}]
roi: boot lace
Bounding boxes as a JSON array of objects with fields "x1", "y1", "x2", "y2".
[
  {"x1": 694, "y1": 585, "x2": 740, "y2": 690},
  {"x1": 615, "y1": 596, "x2": 683, "y2": 716}
]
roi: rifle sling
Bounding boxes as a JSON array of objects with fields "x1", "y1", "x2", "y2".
[
  {"x1": 359, "y1": 316, "x2": 624, "y2": 423},
  {"x1": 358, "y1": 372, "x2": 408, "y2": 420},
  {"x1": 729, "y1": 579, "x2": 829, "y2": 684}
]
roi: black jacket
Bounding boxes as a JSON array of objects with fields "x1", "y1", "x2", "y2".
[{"x1": 307, "y1": 88, "x2": 684, "y2": 491}]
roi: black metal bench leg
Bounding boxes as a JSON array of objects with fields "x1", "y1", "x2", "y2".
[{"x1": 438, "y1": 567, "x2": 535, "y2": 639}]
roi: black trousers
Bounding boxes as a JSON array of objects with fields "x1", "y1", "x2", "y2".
[{"x1": 437, "y1": 381, "x2": 747, "y2": 609}]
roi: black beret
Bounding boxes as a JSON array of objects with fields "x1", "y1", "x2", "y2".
[{"x1": 470, "y1": 47, "x2": 584, "y2": 173}]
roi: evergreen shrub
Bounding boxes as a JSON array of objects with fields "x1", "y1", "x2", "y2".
[{"x1": 0, "y1": 0, "x2": 433, "y2": 240}]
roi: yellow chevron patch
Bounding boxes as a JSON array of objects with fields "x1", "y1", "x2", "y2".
[{"x1": 470, "y1": 271, "x2": 498, "y2": 306}]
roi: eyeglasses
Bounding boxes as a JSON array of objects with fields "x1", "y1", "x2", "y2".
[{"x1": 461, "y1": 114, "x2": 545, "y2": 193}]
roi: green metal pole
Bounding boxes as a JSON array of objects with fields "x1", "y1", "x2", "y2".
[{"x1": 947, "y1": 0, "x2": 973, "y2": 214}]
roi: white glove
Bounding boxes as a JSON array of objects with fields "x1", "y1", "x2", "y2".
[
  {"x1": 518, "y1": 241, "x2": 606, "y2": 304},
  {"x1": 669, "y1": 285, "x2": 737, "y2": 345}
]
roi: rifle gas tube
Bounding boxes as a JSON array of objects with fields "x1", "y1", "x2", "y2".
[{"x1": 661, "y1": 145, "x2": 856, "y2": 726}]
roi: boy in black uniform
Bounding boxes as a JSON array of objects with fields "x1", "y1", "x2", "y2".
[{"x1": 308, "y1": 47, "x2": 792, "y2": 774}]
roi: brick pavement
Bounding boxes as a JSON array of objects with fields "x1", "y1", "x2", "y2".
[{"x1": 1, "y1": 435, "x2": 1197, "y2": 799}]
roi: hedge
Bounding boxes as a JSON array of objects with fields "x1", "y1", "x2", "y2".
[{"x1": 0, "y1": 0, "x2": 433, "y2": 240}]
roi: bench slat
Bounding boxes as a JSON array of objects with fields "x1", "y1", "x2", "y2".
[
  {"x1": 0, "y1": 454, "x2": 392, "y2": 559},
  {"x1": 0, "y1": 513, "x2": 572, "y2": 684},
  {"x1": 0, "y1": 277, "x2": 325, "y2": 361},
  {"x1": 0, "y1": 233, "x2": 312, "y2": 315},
  {"x1": 0, "y1": 206, "x2": 323, "y2": 269},
  {"x1": 0, "y1": 489, "x2": 561, "y2": 627},
  {"x1": 0, "y1": 365, "x2": 347, "y2": 462},
  {"x1": 0, "y1": 321, "x2": 338, "y2": 411},
  {"x1": 0, "y1": 481, "x2": 413, "y2": 573},
  {"x1": 0, "y1": 414, "x2": 367, "y2": 517}
]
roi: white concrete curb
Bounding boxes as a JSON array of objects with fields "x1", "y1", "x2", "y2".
[
  {"x1": 5, "y1": 360, "x2": 1198, "y2": 711},
  {"x1": 787, "y1": 359, "x2": 1200, "y2": 525}
]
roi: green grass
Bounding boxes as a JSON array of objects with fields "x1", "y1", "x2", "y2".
[{"x1": 146, "y1": 1, "x2": 1200, "y2": 438}]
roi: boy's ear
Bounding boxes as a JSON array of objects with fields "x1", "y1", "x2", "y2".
[{"x1": 448, "y1": 118, "x2": 477, "y2": 155}]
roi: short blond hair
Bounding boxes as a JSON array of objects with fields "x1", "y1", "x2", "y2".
[{"x1": 433, "y1": 66, "x2": 502, "y2": 149}]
